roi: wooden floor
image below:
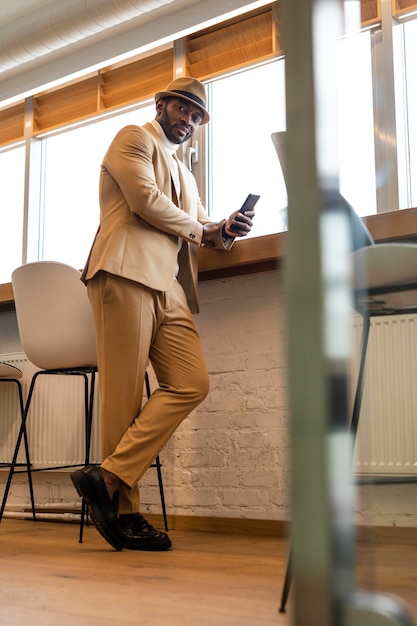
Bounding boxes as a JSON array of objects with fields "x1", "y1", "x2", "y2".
[{"x1": 0, "y1": 519, "x2": 416, "y2": 625}]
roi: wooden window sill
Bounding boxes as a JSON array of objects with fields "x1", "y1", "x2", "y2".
[
  {"x1": 2, "y1": 207, "x2": 417, "y2": 312},
  {"x1": 198, "y1": 206, "x2": 417, "y2": 279}
]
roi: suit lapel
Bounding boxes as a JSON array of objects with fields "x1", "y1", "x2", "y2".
[
  {"x1": 143, "y1": 122, "x2": 182, "y2": 207},
  {"x1": 176, "y1": 155, "x2": 192, "y2": 214},
  {"x1": 167, "y1": 153, "x2": 181, "y2": 205}
]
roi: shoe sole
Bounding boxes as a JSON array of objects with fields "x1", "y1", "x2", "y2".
[
  {"x1": 71, "y1": 469, "x2": 125, "y2": 551},
  {"x1": 124, "y1": 537, "x2": 172, "y2": 551}
]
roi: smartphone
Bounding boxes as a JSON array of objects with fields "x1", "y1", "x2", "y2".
[
  {"x1": 239, "y1": 193, "x2": 260, "y2": 214},
  {"x1": 230, "y1": 194, "x2": 260, "y2": 231}
]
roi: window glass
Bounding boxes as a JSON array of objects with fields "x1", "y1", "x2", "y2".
[
  {"x1": 208, "y1": 61, "x2": 288, "y2": 237},
  {"x1": 0, "y1": 21, "x2": 400, "y2": 288},
  {"x1": 337, "y1": 29, "x2": 376, "y2": 217},
  {"x1": 393, "y1": 21, "x2": 408, "y2": 209},
  {"x1": 0, "y1": 145, "x2": 25, "y2": 283},
  {"x1": 396, "y1": 19, "x2": 417, "y2": 208},
  {"x1": 208, "y1": 35, "x2": 375, "y2": 239},
  {"x1": 39, "y1": 104, "x2": 154, "y2": 269}
]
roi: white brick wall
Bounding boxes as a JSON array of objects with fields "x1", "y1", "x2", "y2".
[
  {"x1": 3, "y1": 268, "x2": 417, "y2": 526},
  {"x1": 0, "y1": 269, "x2": 290, "y2": 522},
  {"x1": 139, "y1": 269, "x2": 290, "y2": 520}
]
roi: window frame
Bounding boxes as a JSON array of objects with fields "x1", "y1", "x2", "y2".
[{"x1": 2, "y1": 1, "x2": 417, "y2": 305}]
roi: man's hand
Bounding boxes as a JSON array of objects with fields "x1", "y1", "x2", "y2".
[
  {"x1": 223, "y1": 209, "x2": 255, "y2": 238},
  {"x1": 201, "y1": 209, "x2": 255, "y2": 246},
  {"x1": 201, "y1": 222, "x2": 222, "y2": 247}
]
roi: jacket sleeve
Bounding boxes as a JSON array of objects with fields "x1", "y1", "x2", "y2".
[
  {"x1": 103, "y1": 124, "x2": 233, "y2": 251},
  {"x1": 102, "y1": 125, "x2": 204, "y2": 245}
]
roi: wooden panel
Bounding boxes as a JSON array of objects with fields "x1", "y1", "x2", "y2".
[
  {"x1": 0, "y1": 102, "x2": 25, "y2": 146},
  {"x1": 272, "y1": 1, "x2": 284, "y2": 56},
  {"x1": 0, "y1": 282, "x2": 15, "y2": 312},
  {"x1": 0, "y1": 2, "x2": 383, "y2": 140},
  {"x1": 361, "y1": 0, "x2": 381, "y2": 26},
  {"x1": 31, "y1": 51, "x2": 173, "y2": 134},
  {"x1": 364, "y1": 206, "x2": 417, "y2": 241},
  {"x1": 100, "y1": 49, "x2": 174, "y2": 110},
  {"x1": 393, "y1": 0, "x2": 417, "y2": 17},
  {"x1": 33, "y1": 76, "x2": 99, "y2": 133},
  {"x1": 3, "y1": 208, "x2": 417, "y2": 308},
  {"x1": 198, "y1": 232, "x2": 283, "y2": 275},
  {"x1": 186, "y1": 8, "x2": 275, "y2": 79}
]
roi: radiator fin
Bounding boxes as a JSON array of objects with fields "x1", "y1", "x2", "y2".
[
  {"x1": 352, "y1": 314, "x2": 417, "y2": 475},
  {"x1": 0, "y1": 352, "x2": 101, "y2": 468},
  {"x1": 2, "y1": 314, "x2": 417, "y2": 477}
]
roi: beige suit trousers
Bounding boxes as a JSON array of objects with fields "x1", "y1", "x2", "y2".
[{"x1": 87, "y1": 271, "x2": 209, "y2": 514}]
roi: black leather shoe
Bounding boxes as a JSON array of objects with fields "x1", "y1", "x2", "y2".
[
  {"x1": 71, "y1": 465, "x2": 126, "y2": 551},
  {"x1": 118, "y1": 513, "x2": 172, "y2": 551}
]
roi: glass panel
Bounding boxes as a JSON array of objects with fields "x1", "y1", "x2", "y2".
[
  {"x1": 209, "y1": 38, "x2": 375, "y2": 238},
  {"x1": 0, "y1": 145, "x2": 25, "y2": 283},
  {"x1": 208, "y1": 60, "x2": 288, "y2": 237},
  {"x1": 393, "y1": 21, "x2": 409, "y2": 209},
  {"x1": 337, "y1": 29, "x2": 376, "y2": 217},
  {"x1": 397, "y1": 18, "x2": 417, "y2": 208},
  {"x1": 40, "y1": 104, "x2": 154, "y2": 269}
]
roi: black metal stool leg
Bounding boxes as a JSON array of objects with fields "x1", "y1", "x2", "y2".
[
  {"x1": 0, "y1": 376, "x2": 37, "y2": 522},
  {"x1": 18, "y1": 381, "x2": 36, "y2": 520},
  {"x1": 350, "y1": 314, "x2": 370, "y2": 438},
  {"x1": 155, "y1": 455, "x2": 168, "y2": 531},
  {"x1": 279, "y1": 548, "x2": 292, "y2": 613},
  {"x1": 145, "y1": 372, "x2": 168, "y2": 531},
  {"x1": 79, "y1": 370, "x2": 96, "y2": 543}
]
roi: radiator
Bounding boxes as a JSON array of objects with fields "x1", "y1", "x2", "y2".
[
  {"x1": 351, "y1": 313, "x2": 417, "y2": 476},
  {"x1": 0, "y1": 352, "x2": 101, "y2": 468},
  {"x1": 1, "y1": 316, "x2": 417, "y2": 475}
]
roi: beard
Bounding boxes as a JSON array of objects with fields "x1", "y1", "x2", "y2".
[{"x1": 157, "y1": 107, "x2": 190, "y2": 144}]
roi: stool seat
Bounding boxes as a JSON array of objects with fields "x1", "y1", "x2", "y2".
[
  {"x1": 352, "y1": 243, "x2": 417, "y2": 313},
  {"x1": 0, "y1": 363, "x2": 23, "y2": 379}
]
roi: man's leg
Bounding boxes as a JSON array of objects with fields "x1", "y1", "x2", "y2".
[
  {"x1": 74, "y1": 275, "x2": 208, "y2": 550},
  {"x1": 102, "y1": 279, "x2": 209, "y2": 489},
  {"x1": 87, "y1": 271, "x2": 154, "y2": 514}
]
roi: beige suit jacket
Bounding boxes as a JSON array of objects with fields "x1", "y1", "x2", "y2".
[{"x1": 82, "y1": 121, "x2": 232, "y2": 313}]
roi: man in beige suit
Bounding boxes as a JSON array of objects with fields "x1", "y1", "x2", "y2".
[{"x1": 71, "y1": 77, "x2": 254, "y2": 551}]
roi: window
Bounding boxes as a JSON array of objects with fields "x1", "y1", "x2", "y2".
[
  {"x1": 37, "y1": 104, "x2": 154, "y2": 269},
  {"x1": 208, "y1": 60, "x2": 287, "y2": 236},
  {"x1": 337, "y1": 29, "x2": 376, "y2": 217},
  {"x1": 207, "y1": 35, "x2": 375, "y2": 238},
  {"x1": 394, "y1": 18, "x2": 417, "y2": 209},
  {"x1": 2, "y1": 4, "x2": 417, "y2": 291},
  {"x1": 0, "y1": 145, "x2": 25, "y2": 283}
]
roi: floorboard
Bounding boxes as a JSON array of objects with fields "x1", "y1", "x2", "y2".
[
  {"x1": 0, "y1": 519, "x2": 287, "y2": 626},
  {"x1": 0, "y1": 519, "x2": 416, "y2": 625}
]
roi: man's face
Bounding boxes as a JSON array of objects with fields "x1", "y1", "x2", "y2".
[{"x1": 156, "y1": 97, "x2": 203, "y2": 144}]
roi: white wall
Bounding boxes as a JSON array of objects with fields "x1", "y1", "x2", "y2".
[
  {"x1": 148, "y1": 270, "x2": 290, "y2": 520},
  {"x1": 0, "y1": 269, "x2": 290, "y2": 522},
  {"x1": 2, "y1": 268, "x2": 417, "y2": 527}
]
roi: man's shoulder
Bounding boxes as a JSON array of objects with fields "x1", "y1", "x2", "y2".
[
  {"x1": 114, "y1": 122, "x2": 153, "y2": 139},
  {"x1": 108, "y1": 122, "x2": 160, "y2": 151}
]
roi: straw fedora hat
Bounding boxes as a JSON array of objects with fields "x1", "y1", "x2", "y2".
[{"x1": 155, "y1": 77, "x2": 210, "y2": 124}]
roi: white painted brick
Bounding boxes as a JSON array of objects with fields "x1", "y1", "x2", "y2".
[
  {"x1": 3, "y1": 267, "x2": 417, "y2": 527},
  {"x1": 237, "y1": 431, "x2": 264, "y2": 449},
  {"x1": 0, "y1": 271, "x2": 289, "y2": 523},
  {"x1": 240, "y1": 471, "x2": 275, "y2": 488},
  {"x1": 221, "y1": 489, "x2": 270, "y2": 507},
  {"x1": 170, "y1": 487, "x2": 218, "y2": 507}
]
